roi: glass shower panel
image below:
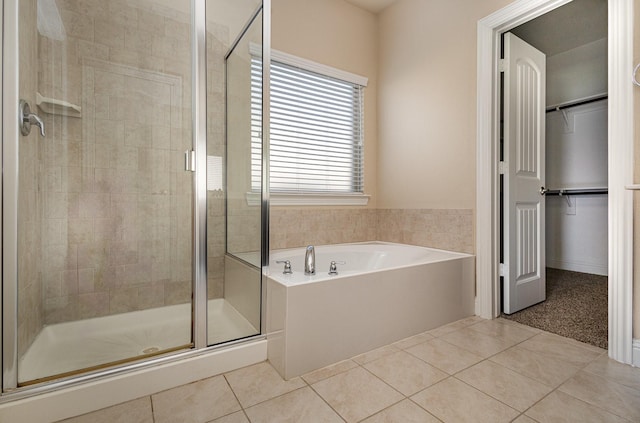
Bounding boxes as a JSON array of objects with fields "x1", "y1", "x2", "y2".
[
  {"x1": 206, "y1": 2, "x2": 262, "y2": 346},
  {"x1": 15, "y1": 0, "x2": 194, "y2": 384}
]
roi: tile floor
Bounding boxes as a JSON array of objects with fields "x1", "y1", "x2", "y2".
[{"x1": 59, "y1": 317, "x2": 640, "y2": 423}]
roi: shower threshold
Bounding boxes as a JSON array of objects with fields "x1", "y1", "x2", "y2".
[{"x1": 18, "y1": 299, "x2": 257, "y2": 384}]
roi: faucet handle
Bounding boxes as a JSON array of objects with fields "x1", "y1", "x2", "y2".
[
  {"x1": 328, "y1": 260, "x2": 346, "y2": 275},
  {"x1": 275, "y1": 260, "x2": 292, "y2": 274}
]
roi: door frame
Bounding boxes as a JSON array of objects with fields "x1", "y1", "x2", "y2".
[
  {"x1": 2, "y1": 0, "x2": 20, "y2": 389},
  {"x1": 476, "y1": 0, "x2": 634, "y2": 364}
]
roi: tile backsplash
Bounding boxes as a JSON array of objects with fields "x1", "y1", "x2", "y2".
[
  {"x1": 270, "y1": 208, "x2": 474, "y2": 254},
  {"x1": 377, "y1": 208, "x2": 474, "y2": 254}
]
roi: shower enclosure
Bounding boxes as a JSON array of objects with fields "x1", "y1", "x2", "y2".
[{"x1": 1, "y1": 0, "x2": 268, "y2": 392}]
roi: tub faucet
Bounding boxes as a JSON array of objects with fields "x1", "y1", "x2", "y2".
[{"x1": 304, "y1": 245, "x2": 316, "y2": 275}]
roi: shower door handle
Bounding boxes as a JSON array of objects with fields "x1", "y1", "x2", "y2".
[{"x1": 19, "y1": 100, "x2": 45, "y2": 137}]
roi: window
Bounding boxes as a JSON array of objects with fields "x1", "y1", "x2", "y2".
[{"x1": 251, "y1": 49, "x2": 367, "y2": 202}]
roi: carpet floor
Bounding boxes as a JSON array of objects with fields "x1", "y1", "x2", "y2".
[{"x1": 502, "y1": 267, "x2": 608, "y2": 349}]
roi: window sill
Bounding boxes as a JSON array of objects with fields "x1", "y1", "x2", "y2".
[{"x1": 246, "y1": 192, "x2": 370, "y2": 207}]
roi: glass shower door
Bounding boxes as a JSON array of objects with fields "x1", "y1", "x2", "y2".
[
  {"x1": 206, "y1": 1, "x2": 264, "y2": 347},
  {"x1": 7, "y1": 0, "x2": 195, "y2": 385}
]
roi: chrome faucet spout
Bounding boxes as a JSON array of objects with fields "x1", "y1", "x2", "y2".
[{"x1": 304, "y1": 245, "x2": 316, "y2": 275}]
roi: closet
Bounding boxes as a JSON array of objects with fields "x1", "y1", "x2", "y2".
[{"x1": 502, "y1": 0, "x2": 608, "y2": 349}]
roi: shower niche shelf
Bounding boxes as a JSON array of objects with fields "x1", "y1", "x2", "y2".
[{"x1": 36, "y1": 92, "x2": 81, "y2": 118}]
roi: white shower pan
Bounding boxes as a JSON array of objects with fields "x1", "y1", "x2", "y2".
[{"x1": 19, "y1": 299, "x2": 257, "y2": 383}]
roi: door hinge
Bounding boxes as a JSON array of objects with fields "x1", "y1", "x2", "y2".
[
  {"x1": 498, "y1": 161, "x2": 507, "y2": 174},
  {"x1": 499, "y1": 263, "x2": 506, "y2": 277},
  {"x1": 185, "y1": 150, "x2": 196, "y2": 172},
  {"x1": 499, "y1": 59, "x2": 506, "y2": 73}
]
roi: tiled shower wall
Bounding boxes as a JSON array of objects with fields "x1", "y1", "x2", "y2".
[
  {"x1": 270, "y1": 208, "x2": 474, "y2": 254},
  {"x1": 39, "y1": 1, "x2": 201, "y2": 325}
]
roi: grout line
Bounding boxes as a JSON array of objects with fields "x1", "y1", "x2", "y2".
[
  {"x1": 149, "y1": 395, "x2": 156, "y2": 423},
  {"x1": 221, "y1": 372, "x2": 253, "y2": 421}
]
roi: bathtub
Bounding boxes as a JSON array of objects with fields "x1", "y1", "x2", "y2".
[{"x1": 266, "y1": 242, "x2": 475, "y2": 379}]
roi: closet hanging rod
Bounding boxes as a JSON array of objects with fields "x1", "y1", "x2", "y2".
[
  {"x1": 541, "y1": 188, "x2": 608, "y2": 196},
  {"x1": 545, "y1": 94, "x2": 608, "y2": 113}
]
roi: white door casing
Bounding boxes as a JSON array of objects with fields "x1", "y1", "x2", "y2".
[
  {"x1": 503, "y1": 33, "x2": 546, "y2": 314},
  {"x1": 476, "y1": 0, "x2": 634, "y2": 364}
]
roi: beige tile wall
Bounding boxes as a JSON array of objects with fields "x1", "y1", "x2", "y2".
[
  {"x1": 269, "y1": 208, "x2": 378, "y2": 250},
  {"x1": 377, "y1": 209, "x2": 474, "y2": 254},
  {"x1": 39, "y1": 0, "x2": 199, "y2": 325},
  {"x1": 270, "y1": 208, "x2": 474, "y2": 254}
]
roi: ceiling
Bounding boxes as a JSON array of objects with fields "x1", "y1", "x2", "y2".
[
  {"x1": 511, "y1": 0, "x2": 607, "y2": 56},
  {"x1": 343, "y1": 0, "x2": 398, "y2": 13},
  {"x1": 344, "y1": 0, "x2": 606, "y2": 56}
]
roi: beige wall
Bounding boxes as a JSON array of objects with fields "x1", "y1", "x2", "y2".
[
  {"x1": 377, "y1": 0, "x2": 512, "y2": 210},
  {"x1": 271, "y1": 0, "x2": 378, "y2": 207}
]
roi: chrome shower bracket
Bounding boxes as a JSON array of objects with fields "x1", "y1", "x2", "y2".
[{"x1": 19, "y1": 100, "x2": 45, "y2": 137}]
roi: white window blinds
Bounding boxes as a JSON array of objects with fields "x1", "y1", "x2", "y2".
[{"x1": 251, "y1": 54, "x2": 365, "y2": 194}]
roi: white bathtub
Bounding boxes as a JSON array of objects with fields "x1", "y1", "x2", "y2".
[{"x1": 266, "y1": 242, "x2": 475, "y2": 379}]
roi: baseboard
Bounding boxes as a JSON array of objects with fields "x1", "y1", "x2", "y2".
[
  {"x1": 546, "y1": 258, "x2": 607, "y2": 276},
  {"x1": 633, "y1": 339, "x2": 640, "y2": 367},
  {"x1": 0, "y1": 339, "x2": 267, "y2": 423}
]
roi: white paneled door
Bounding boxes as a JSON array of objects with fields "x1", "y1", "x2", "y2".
[{"x1": 503, "y1": 33, "x2": 546, "y2": 314}]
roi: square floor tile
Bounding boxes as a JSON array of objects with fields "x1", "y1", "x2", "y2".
[
  {"x1": 584, "y1": 355, "x2": 640, "y2": 391},
  {"x1": 456, "y1": 360, "x2": 552, "y2": 411},
  {"x1": 210, "y1": 411, "x2": 249, "y2": 423},
  {"x1": 245, "y1": 387, "x2": 343, "y2": 423},
  {"x1": 518, "y1": 333, "x2": 602, "y2": 367},
  {"x1": 152, "y1": 376, "x2": 240, "y2": 423},
  {"x1": 559, "y1": 371, "x2": 640, "y2": 422},
  {"x1": 302, "y1": 359, "x2": 358, "y2": 385},
  {"x1": 490, "y1": 345, "x2": 581, "y2": 388},
  {"x1": 360, "y1": 399, "x2": 440, "y2": 423},
  {"x1": 511, "y1": 415, "x2": 537, "y2": 423},
  {"x1": 392, "y1": 332, "x2": 434, "y2": 350},
  {"x1": 526, "y1": 390, "x2": 630, "y2": 423},
  {"x1": 60, "y1": 397, "x2": 153, "y2": 423},
  {"x1": 406, "y1": 338, "x2": 484, "y2": 374},
  {"x1": 427, "y1": 316, "x2": 484, "y2": 337},
  {"x1": 441, "y1": 327, "x2": 517, "y2": 358},
  {"x1": 224, "y1": 362, "x2": 305, "y2": 408},
  {"x1": 469, "y1": 319, "x2": 538, "y2": 343},
  {"x1": 353, "y1": 345, "x2": 400, "y2": 365},
  {"x1": 312, "y1": 366, "x2": 404, "y2": 423},
  {"x1": 411, "y1": 377, "x2": 519, "y2": 423},
  {"x1": 499, "y1": 318, "x2": 542, "y2": 333},
  {"x1": 364, "y1": 351, "x2": 448, "y2": 396}
]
